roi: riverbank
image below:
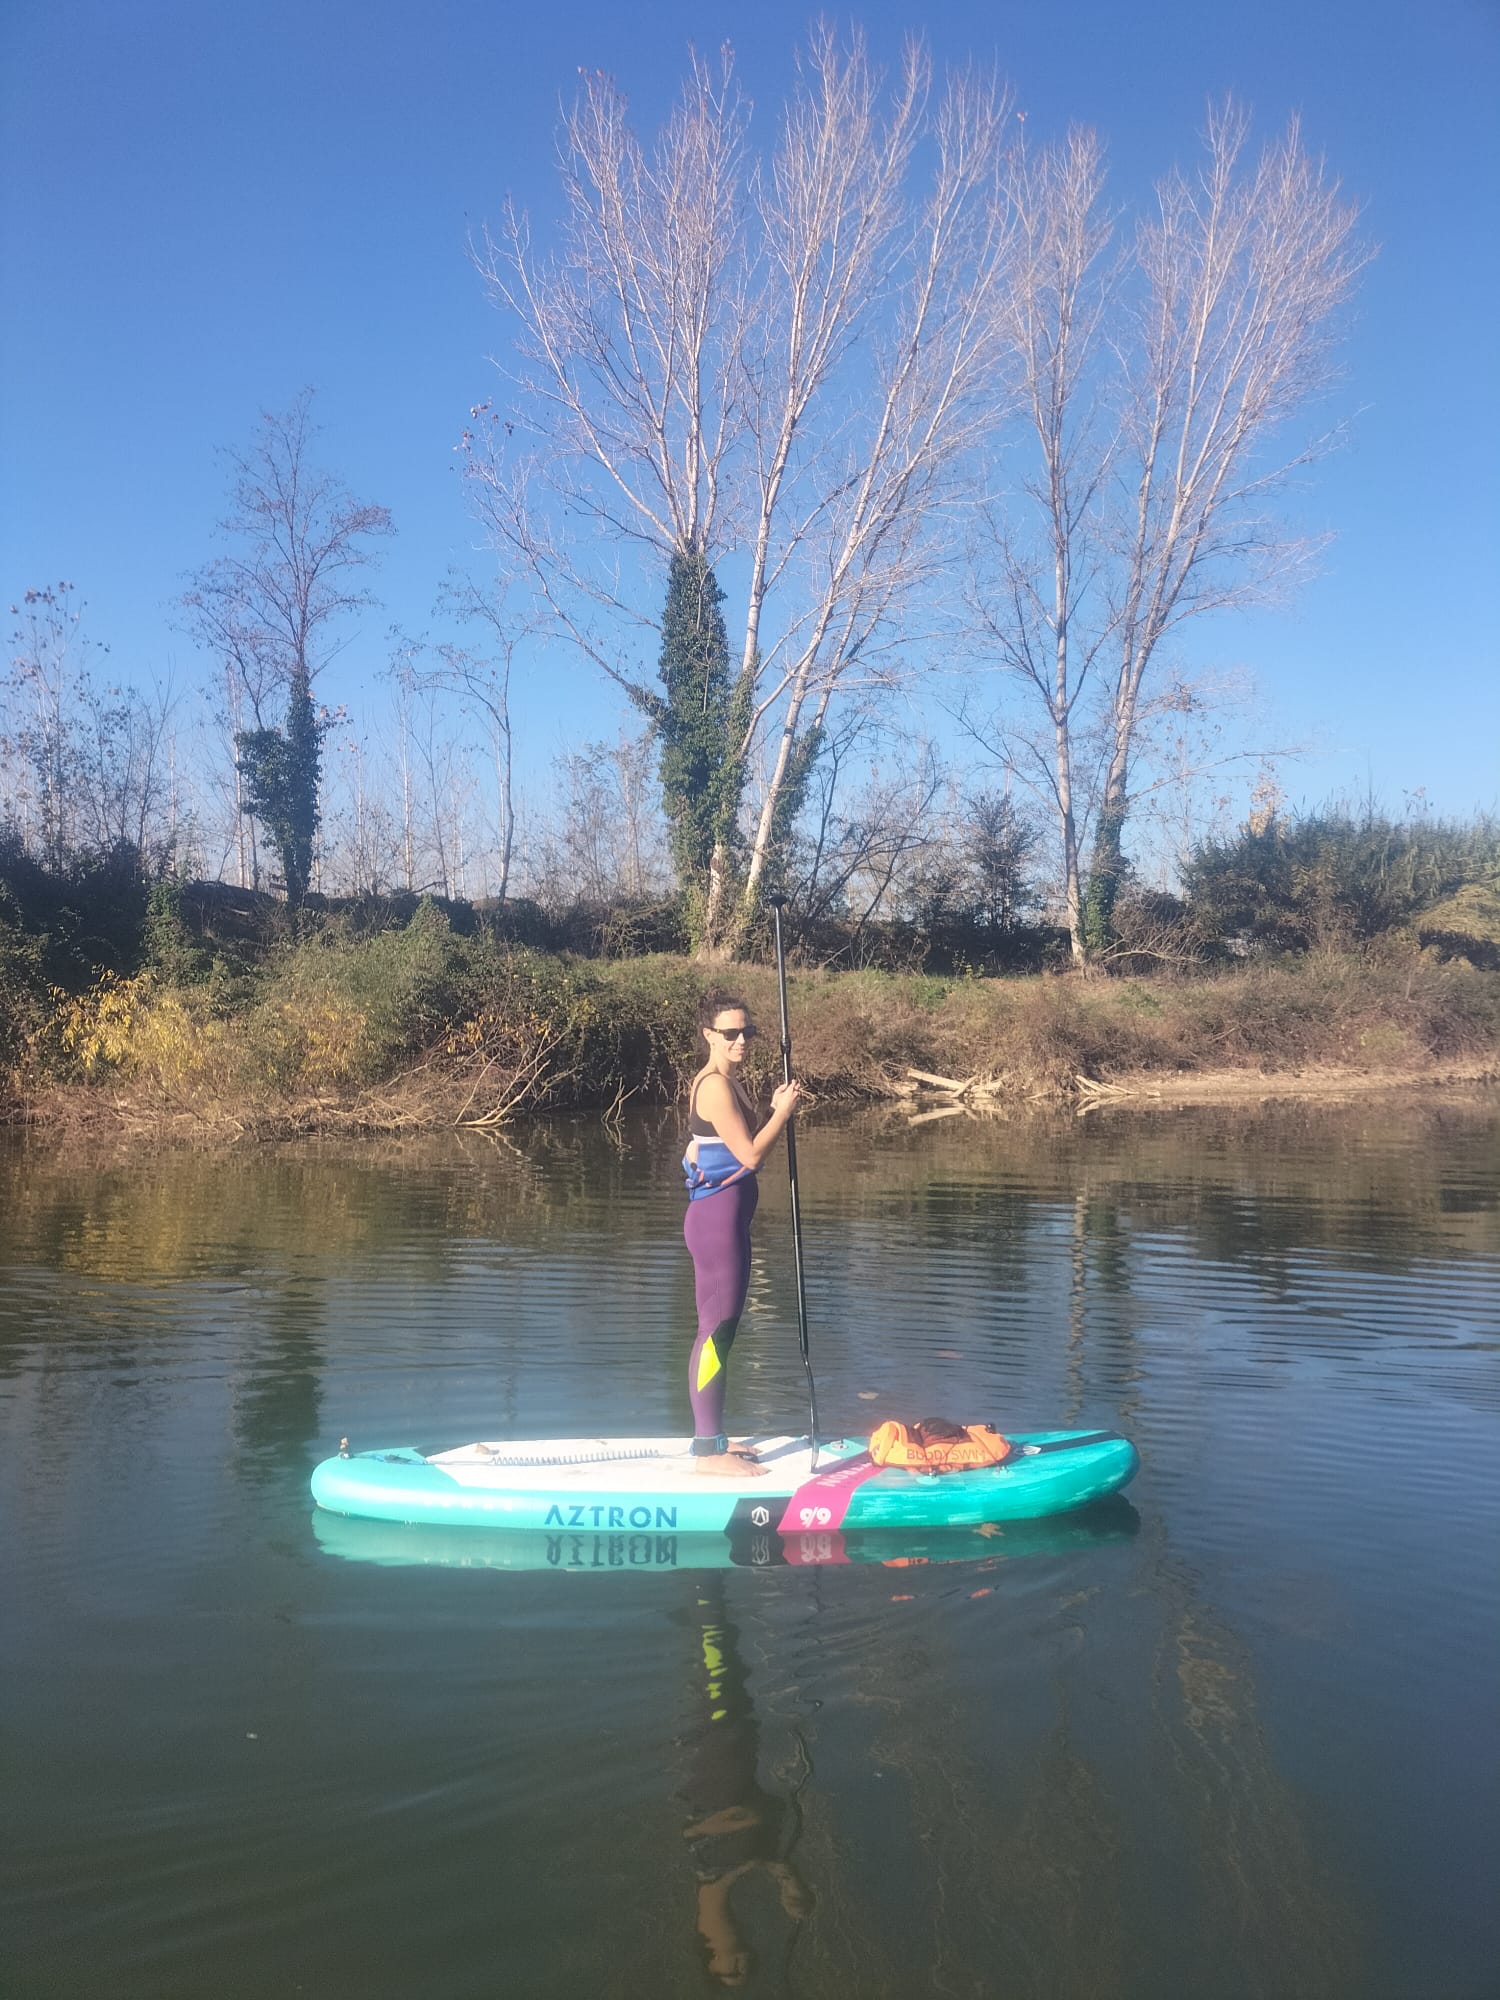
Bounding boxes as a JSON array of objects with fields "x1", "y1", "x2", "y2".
[{"x1": 5, "y1": 927, "x2": 1497, "y2": 1140}]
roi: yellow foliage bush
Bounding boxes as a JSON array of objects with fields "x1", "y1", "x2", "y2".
[
  {"x1": 129, "y1": 991, "x2": 229, "y2": 1090},
  {"x1": 53, "y1": 974, "x2": 152, "y2": 1074},
  {"x1": 51, "y1": 972, "x2": 228, "y2": 1091},
  {"x1": 242, "y1": 985, "x2": 378, "y2": 1089}
]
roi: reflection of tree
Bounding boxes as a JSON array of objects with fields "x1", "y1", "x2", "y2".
[
  {"x1": 0, "y1": 1096, "x2": 1481, "y2": 1992},
  {"x1": 1145, "y1": 1521, "x2": 1363, "y2": 1997},
  {"x1": 1064, "y1": 1180, "x2": 1146, "y2": 1429},
  {"x1": 760, "y1": 1531, "x2": 1361, "y2": 1996},
  {"x1": 677, "y1": 1577, "x2": 812, "y2": 1987},
  {"x1": 809, "y1": 1096, "x2": 1500, "y2": 1374},
  {"x1": 7, "y1": 1096, "x2": 1490, "y2": 1305},
  {"x1": 793, "y1": 1605, "x2": 1130, "y2": 1995},
  {"x1": 0, "y1": 1130, "x2": 587, "y2": 1303},
  {"x1": 830, "y1": 1098, "x2": 1500, "y2": 1273},
  {"x1": 229, "y1": 1275, "x2": 325, "y2": 1483},
  {"x1": 1065, "y1": 1185, "x2": 1088, "y2": 1421}
]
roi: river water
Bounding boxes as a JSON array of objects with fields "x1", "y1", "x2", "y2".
[{"x1": 2, "y1": 1097, "x2": 1497, "y2": 2000}]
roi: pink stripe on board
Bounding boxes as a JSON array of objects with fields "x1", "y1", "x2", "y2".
[{"x1": 776, "y1": 1451, "x2": 880, "y2": 1534}]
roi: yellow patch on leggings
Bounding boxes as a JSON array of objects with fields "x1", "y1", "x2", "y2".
[{"x1": 696, "y1": 1337, "x2": 722, "y2": 1391}]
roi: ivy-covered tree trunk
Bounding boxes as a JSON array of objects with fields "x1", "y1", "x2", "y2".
[
  {"x1": 235, "y1": 664, "x2": 322, "y2": 909},
  {"x1": 630, "y1": 551, "x2": 752, "y2": 957},
  {"x1": 1082, "y1": 792, "x2": 1127, "y2": 955}
]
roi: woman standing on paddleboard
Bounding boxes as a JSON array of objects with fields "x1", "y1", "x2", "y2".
[{"x1": 683, "y1": 994, "x2": 801, "y2": 1478}]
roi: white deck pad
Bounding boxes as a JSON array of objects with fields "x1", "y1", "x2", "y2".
[{"x1": 427, "y1": 1434, "x2": 833, "y2": 1496}]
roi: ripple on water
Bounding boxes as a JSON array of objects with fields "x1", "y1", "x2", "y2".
[{"x1": 1, "y1": 1105, "x2": 1498, "y2": 2000}]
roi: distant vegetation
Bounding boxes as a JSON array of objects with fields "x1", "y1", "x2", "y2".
[
  {"x1": 2, "y1": 800, "x2": 1497, "y2": 1134},
  {"x1": 1182, "y1": 806, "x2": 1500, "y2": 963}
]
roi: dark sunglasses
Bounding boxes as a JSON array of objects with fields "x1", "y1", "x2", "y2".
[{"x1": 711, "y1": 1024, "x2": 758, "y2": 1042}]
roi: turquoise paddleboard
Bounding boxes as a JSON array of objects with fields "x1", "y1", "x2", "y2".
[{"x1": 310, "y1": 1429, "x2": 1138, "y2": 1535}]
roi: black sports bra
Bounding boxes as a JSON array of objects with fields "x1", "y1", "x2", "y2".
[{"x1": 689, "y1": 1074, "x2": 750, "y2": 1139}]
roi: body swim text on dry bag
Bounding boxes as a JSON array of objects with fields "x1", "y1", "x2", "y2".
[{"x1": 868, "y1": 1418, "x2": 1012, "y2": 1474}]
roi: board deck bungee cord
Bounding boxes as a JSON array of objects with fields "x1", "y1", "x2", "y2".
[{"x1": 309, "y1": 1427, "x2": 1138, "y2": 1534}]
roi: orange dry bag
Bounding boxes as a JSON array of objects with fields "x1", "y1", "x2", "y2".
[{"x1": 868, "y1": 1417, "x2": 1012, "y2": 1474}]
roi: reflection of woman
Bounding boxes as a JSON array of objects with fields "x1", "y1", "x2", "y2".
[
  {"x1": 683, "y1": 994, "x2": 801, "y2": 1478},
  {"x1": 681, "y1": 1581, "x2": 812, "y2": 1987}
]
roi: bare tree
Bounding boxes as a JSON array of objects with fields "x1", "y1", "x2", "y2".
[
  {"x1": 600, "y1": 727, "x2": 666, "y2": 901},
  {"x1": 392, "y1": 677, "x2": 417, "y2": 891},
  {"x1": 736, "y1": 42, "x2": 1011, "y2": 917},
  {"x1": 369, "y1": 678, "x2": 486, "y2": 900},
  {"x1": 183, "y1": 392, "x2": 393, "y2": 906},
  {"x1": 392, "y1": 572, "x2": 530, "y2": 903},
  {"x1": 3, "y1": 583, "x2": 181, "y2": 872},
  {"x1": 467, "y1": 27, "x2": 1014, "y2": 953},
  {"x1": 412, "y1": 689, "x2": 458, "y2": 898},
  {"x1": 1090, "y1": 104, "x2": 1364, "y2": 937},
  {"x1": 323, "y1": 730, "x2": 403, "y2": 895},
  {"x1": 530, "y1": 732, "x2": 671, "y2": 907},
  {"x1": 4, "y1": 584, "x2": 92, "y2": 867},
  {"x1": 967, "y1": 106, "x2": 1363, "y2": 961},
  {"x1": 788, "y1": 728, "x2": 950, "y2": 949},
  {"x1": 73, "y1": 664, "x2": 182, "y2": 864},
  {"x1": 964, "y1": 126, "x2": 1117, "y2": 961}
]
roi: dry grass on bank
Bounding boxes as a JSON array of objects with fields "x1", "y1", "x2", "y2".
[
  {"x1": 5, "y1": 931, "x2": 1498, "y2": 1139},
  {"x1": 714, "y1": 955, "x2": 1500, "y2": 1100}
]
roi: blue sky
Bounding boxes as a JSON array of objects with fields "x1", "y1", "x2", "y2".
[{"x1": 3, "y1": 0, "x2": 1497, "y2": 826}]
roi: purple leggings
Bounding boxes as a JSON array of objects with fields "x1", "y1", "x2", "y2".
[{"x1": 683, "y1": 1175, "x2": 758, "y2": 1449}]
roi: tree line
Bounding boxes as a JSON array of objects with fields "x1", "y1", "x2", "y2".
[{"x1": 6, "y1": 27, "x2": 1447, "y2": 972}]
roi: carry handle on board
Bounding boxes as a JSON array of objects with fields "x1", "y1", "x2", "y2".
[{"x1": 768, "y1": 893, "x2": 820, "y2": 1469}]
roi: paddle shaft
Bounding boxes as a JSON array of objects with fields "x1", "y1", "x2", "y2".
[{"x1": 768, "y1": 895, "x2": 820, "y2": 1465}]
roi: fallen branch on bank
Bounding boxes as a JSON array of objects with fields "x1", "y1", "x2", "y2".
[
  {"x1": 905, "y1": 1067, "x2": 1006, "y2": 1100},
  {"x1": 1073, "y1": 1073, "x2": 1137, "y2": 1099},
  {"x1": 457, "y1": 1036, "x2": 562, "y2": 1129},
  {"x1": 907, "y1": 1066, "x2": 972, "y2": 1093}
]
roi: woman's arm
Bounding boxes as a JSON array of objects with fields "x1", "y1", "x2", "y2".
[{"x1": 695, "y1": 1074, "x2": 802, "y2": 1171}]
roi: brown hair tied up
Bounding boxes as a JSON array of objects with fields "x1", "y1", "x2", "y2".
[{"x1": 697, "y1": 990, "x2": 750, "y2": 1031}]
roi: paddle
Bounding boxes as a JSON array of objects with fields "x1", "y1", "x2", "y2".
[{"x1": 767, "y1": 893, "x2": 821, "y2": 1468}]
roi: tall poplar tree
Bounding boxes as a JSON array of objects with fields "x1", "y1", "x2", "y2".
[
  {"x1": 469, "y1": 29, "x2": 1014, "y2": 953},
  {"x1": 627, "y1": 550, "x2": 752, "y2": 945},
  {"x1": 970, "y1": 108, "x2": 1363, "y2": 962}
]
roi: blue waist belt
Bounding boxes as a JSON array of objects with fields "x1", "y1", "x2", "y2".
[{"x1": 683, "y1": 1139, "x2": 755, "y2": 1201}]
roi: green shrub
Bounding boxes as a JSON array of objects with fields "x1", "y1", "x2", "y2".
[
  {"x1": 1185, "y1": 806, "x2": 1500, "y2": 952},
  {"x1": 0, "y1": 834, "x2": 149, "y2": 986},
  {"x1": 0, "y1": 904, "x2": 49, "y2": 1086},
  {"x1": 143, "y1": 880, "x2": 214, "y2": 985},
  {"x1": 1414, "y1": 882, "x2": 1500, "y2": 970}
]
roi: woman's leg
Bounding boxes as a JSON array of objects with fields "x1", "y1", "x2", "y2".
[{"x1": 684, "y1": 1179, "x2": 759, "y2": 1459}]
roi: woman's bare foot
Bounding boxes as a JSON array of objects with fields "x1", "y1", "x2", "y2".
[{"x1": 693, "y1": 1451, "x2": 766, "y2": 1477}]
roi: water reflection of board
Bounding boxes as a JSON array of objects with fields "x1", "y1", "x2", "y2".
[
  {"x1": 310, "y1": 1429, "x2": 1138, "y2": 1534},
  {"x1": 311, "y1": 1495, "x2": 1139, "y2": 1572}
]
